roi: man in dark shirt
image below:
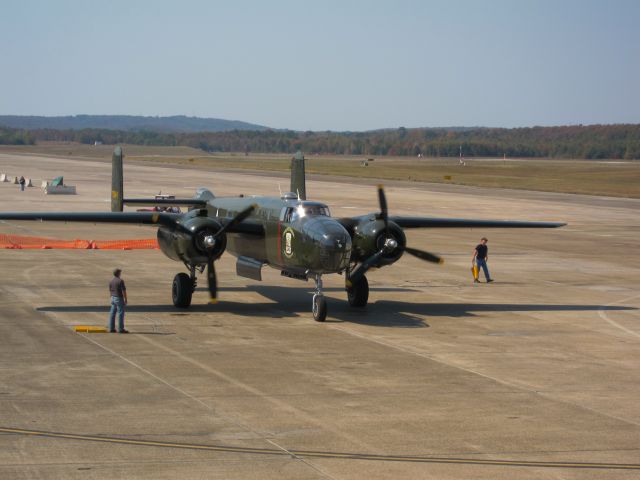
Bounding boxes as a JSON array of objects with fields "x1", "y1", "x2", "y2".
[
  {"x1": 108, "y1": 268, "x2": 129, "y2": 333},
  {"x1": 472, "y1": 237, "x2": 493, "y2": 283}
]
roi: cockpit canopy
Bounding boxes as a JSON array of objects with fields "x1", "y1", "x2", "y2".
[{"x1": 282, "y1": 202, "x2": 331, "y2": 222}]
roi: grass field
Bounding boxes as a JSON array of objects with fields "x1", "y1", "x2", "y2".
[{"x1": 2, "y1": 144, "x2": 639, "y2": 198}]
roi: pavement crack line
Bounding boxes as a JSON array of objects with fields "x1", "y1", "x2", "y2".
[
  {"x1": 598, "y1": 292, "x2": 640, "y2": 340},
  {"x1": 134, "y1": 333, "x2": 376, "y2": 452},
  {"x1": 12, "y1": 236, "x2": 640, "y2": 473},
  {"x1": 328, "y1": 324, "x2": 640, "y2": 429},
  {"x1": 2, "y1": 427, "x2": 640, "y2": 471},
  {"x1": 76, "y1": 333, "x2": 337, "y2": 480},
  {"x1": 20, "y1": 252, "x2": 355, "y2": 480},
  {"x1": 21, "y1": 257, "x2": 340, "y2": 480}
]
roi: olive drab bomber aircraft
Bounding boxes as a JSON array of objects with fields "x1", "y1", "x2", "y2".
[{"x1": 0, "y1": 147, "x2": 565, "y2": 321}]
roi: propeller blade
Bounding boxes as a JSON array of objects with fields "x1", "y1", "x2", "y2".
[
  {"x1": 348, "y1": 250, "x2": 385, "y2": 286},
  {"x1": 207, "y1": 255, "x2": 218, "y2": 304},
  {"x1": 216, "y1": 204, "x2": 257, "y2": 237},
  {"x1": 404, "y1": 246, "x2": 444, "y2": 264},
  {"x1": 377, "y1": 185, "x2": 388, "y2": 229}
]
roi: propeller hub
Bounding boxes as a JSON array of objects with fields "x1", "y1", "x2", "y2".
[
  {"x1": 383, "y1": 237, "x2": 398, "y2": 251},
  {"x1": 203, "y1": 235, "x2": 216, "y2": 249}
]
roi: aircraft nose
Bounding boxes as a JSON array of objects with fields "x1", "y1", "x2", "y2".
[
  {"x1": 302, "y1": 218, "x2": 352, "y2": 272},
  {"x1": 321, "y1": 233, "x2": 350, "y2": 253},
  {"x1": 318, "y1": 229, "x2": 352, "y2": 271}
]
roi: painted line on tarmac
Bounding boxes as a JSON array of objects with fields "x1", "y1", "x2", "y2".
[
  {"x1": 77, "y1": 329, "x2": 338, "y2": 480},
  {"x1": 598, "y1": 293, "x2": 640, "y2": 340},
  {"x1": 329, "y1": 322, "x2": 640, "y2": 430},
  {"x1": 2, "y1": 426, "x2": 640, "y2": 470}
]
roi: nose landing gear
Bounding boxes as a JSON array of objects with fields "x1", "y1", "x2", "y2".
[{"x1": 312, "y1": 274, "x2": 327, "y2": 322}]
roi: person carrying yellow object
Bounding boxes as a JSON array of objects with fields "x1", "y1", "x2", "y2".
[{"x1": 472, "y1": 237, "x2": 493, "y2": 283}]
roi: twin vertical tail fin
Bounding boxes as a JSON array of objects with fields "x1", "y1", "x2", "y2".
[
  {"x1": 111, "y1": 147, "x2": 303, "y2": 211},
  {"x1": 290, "y1": 151, "x2": 306, "y2": 200},
  {"x1": 111, "y1": 146, "x2": 124, "y2": 212}
]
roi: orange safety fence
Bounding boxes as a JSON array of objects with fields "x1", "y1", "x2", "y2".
[{"x1": 0, "y1": 234, "x2": 159, "y2": 250}]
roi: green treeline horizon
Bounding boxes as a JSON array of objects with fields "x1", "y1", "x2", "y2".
[{"x1": 1, "y1": 124, "x2": 639, "y2": 159}]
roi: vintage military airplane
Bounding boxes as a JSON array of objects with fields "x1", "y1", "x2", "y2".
[{"x1": 0, "y1": 147, "x2": 564, "y2": 321}]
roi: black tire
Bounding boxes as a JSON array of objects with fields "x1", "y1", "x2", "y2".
[
  {"x1": 347, "y1": 275, "x2": 369, "y2": 308},
  {"x1": 312, "y1": 294, "x2": 327, "y2": 322},
  {"x1": 172, "y1": 273, "x2": 193, "y2": 308}
]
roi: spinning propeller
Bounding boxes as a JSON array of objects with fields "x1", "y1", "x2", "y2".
[
  {"x1": 202, "y1": 204, "x2": 256, "y2": 303},
  {"x1": 348, "y1": 186, "x2": 442, "y2": 285}
]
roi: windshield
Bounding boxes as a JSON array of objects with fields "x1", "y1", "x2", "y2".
[
  {"x1": 288, "y1": 204, "x2": 331, "y2": 221},
  {"x1": 300, "y1": 204, "x2": 330, "y2": 217}
]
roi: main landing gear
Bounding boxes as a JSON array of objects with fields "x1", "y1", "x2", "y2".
[
  {"x1": 312, "y1": 270, "x2": 370, "y2": 322},
  {"x1": 171, "y1": 267, "x2": 370, "y2": 321},
  {"x1": 172, "y1": 265, "x2": 200, "y2": 308},
  {"x1": 346, "y1": 274, "x2": 369, "y2": 308},
  {"x1": 311, "y1": 270, "x2": 370, "y2": 322}
]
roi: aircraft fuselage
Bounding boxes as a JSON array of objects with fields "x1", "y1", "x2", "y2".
[{"x1": 204, "y1": 195, "x2": 352, "y2": 275}]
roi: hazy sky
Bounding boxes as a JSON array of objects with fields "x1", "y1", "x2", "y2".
[{"x1": 1, "y1": 0, "x2": 638, "y2": 131}]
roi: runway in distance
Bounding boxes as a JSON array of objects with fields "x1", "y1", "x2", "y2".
[{"x1": 0, "y1": 148, "x2": 565, "y2": 321}]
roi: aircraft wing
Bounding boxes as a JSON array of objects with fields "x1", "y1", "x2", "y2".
[
  {"x1": 0, "y1": 211, "x2": 264, "y2": 235},
  {"x1": 0, "y1": 211, "x2": 179, "y2": 225},
  {"x1": 388, "y1": 216, "x2": 566, "y2": 229},
  {"x1": 123, "y1": 198, "x2": 208, "y2": 207}
]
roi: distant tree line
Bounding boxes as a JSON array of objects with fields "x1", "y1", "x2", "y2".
[
  {"x1": 0, "y1": 127, "x2": 35, "y2": 145},
  {"x1": 2, "y1": 124, "x2": 640, "y2": 159}
]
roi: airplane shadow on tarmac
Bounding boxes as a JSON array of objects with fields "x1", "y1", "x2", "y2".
[{"x1": 36, "y1": 285, "x2": 637, "y2": 329}]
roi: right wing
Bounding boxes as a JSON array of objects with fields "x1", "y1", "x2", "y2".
[
  {"x1": 123, "y1": 198, "x2": 208, "y2": 208},
  {"x1": 0, "y1": 211, "x2": 179, "y2": 225},
  {"x1": 389, "y1": 216, "x2": 566, "y2": 229},
  {"x1": 0, "y1": 211, "x2": 264, "y2": 236}
]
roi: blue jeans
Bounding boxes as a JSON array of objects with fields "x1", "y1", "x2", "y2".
[
  {"x1": 476, "y1": 258, "x2": 491, "y2": 281},
  {"x1": 108, "y1": 296, "x2": 126, "y2": 331}
]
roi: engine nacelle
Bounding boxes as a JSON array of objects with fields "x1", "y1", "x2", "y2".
[
  {"x1": 350, "y1": 217, "x2": 406, "y2": 267},
  {"x1": 157, "y1": 216, "x2": 226, "y2": 265}
]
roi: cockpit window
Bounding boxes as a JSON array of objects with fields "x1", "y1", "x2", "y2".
[
  {"x1": 286, "y1": 204, "x2": 331, "y2": 222},
  {"x1": 301, "y1": 204, "x2": 330, "y2": 217}
]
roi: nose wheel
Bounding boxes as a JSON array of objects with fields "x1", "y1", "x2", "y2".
[{"x1": 312, "y1": 274, "x2": 327, "y2": 322}]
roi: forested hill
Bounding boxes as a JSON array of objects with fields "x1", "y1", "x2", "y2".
[
  {"x1": 1, "y1": 123, "x2": 639, "y2": 159},
  {"x1": 0, "y1": 115, "x2": 269, "y2": 132}
]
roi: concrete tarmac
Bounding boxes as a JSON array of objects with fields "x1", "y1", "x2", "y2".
[{"x1": 0, "y1": 152, "x2": 639, "y2": 479}]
